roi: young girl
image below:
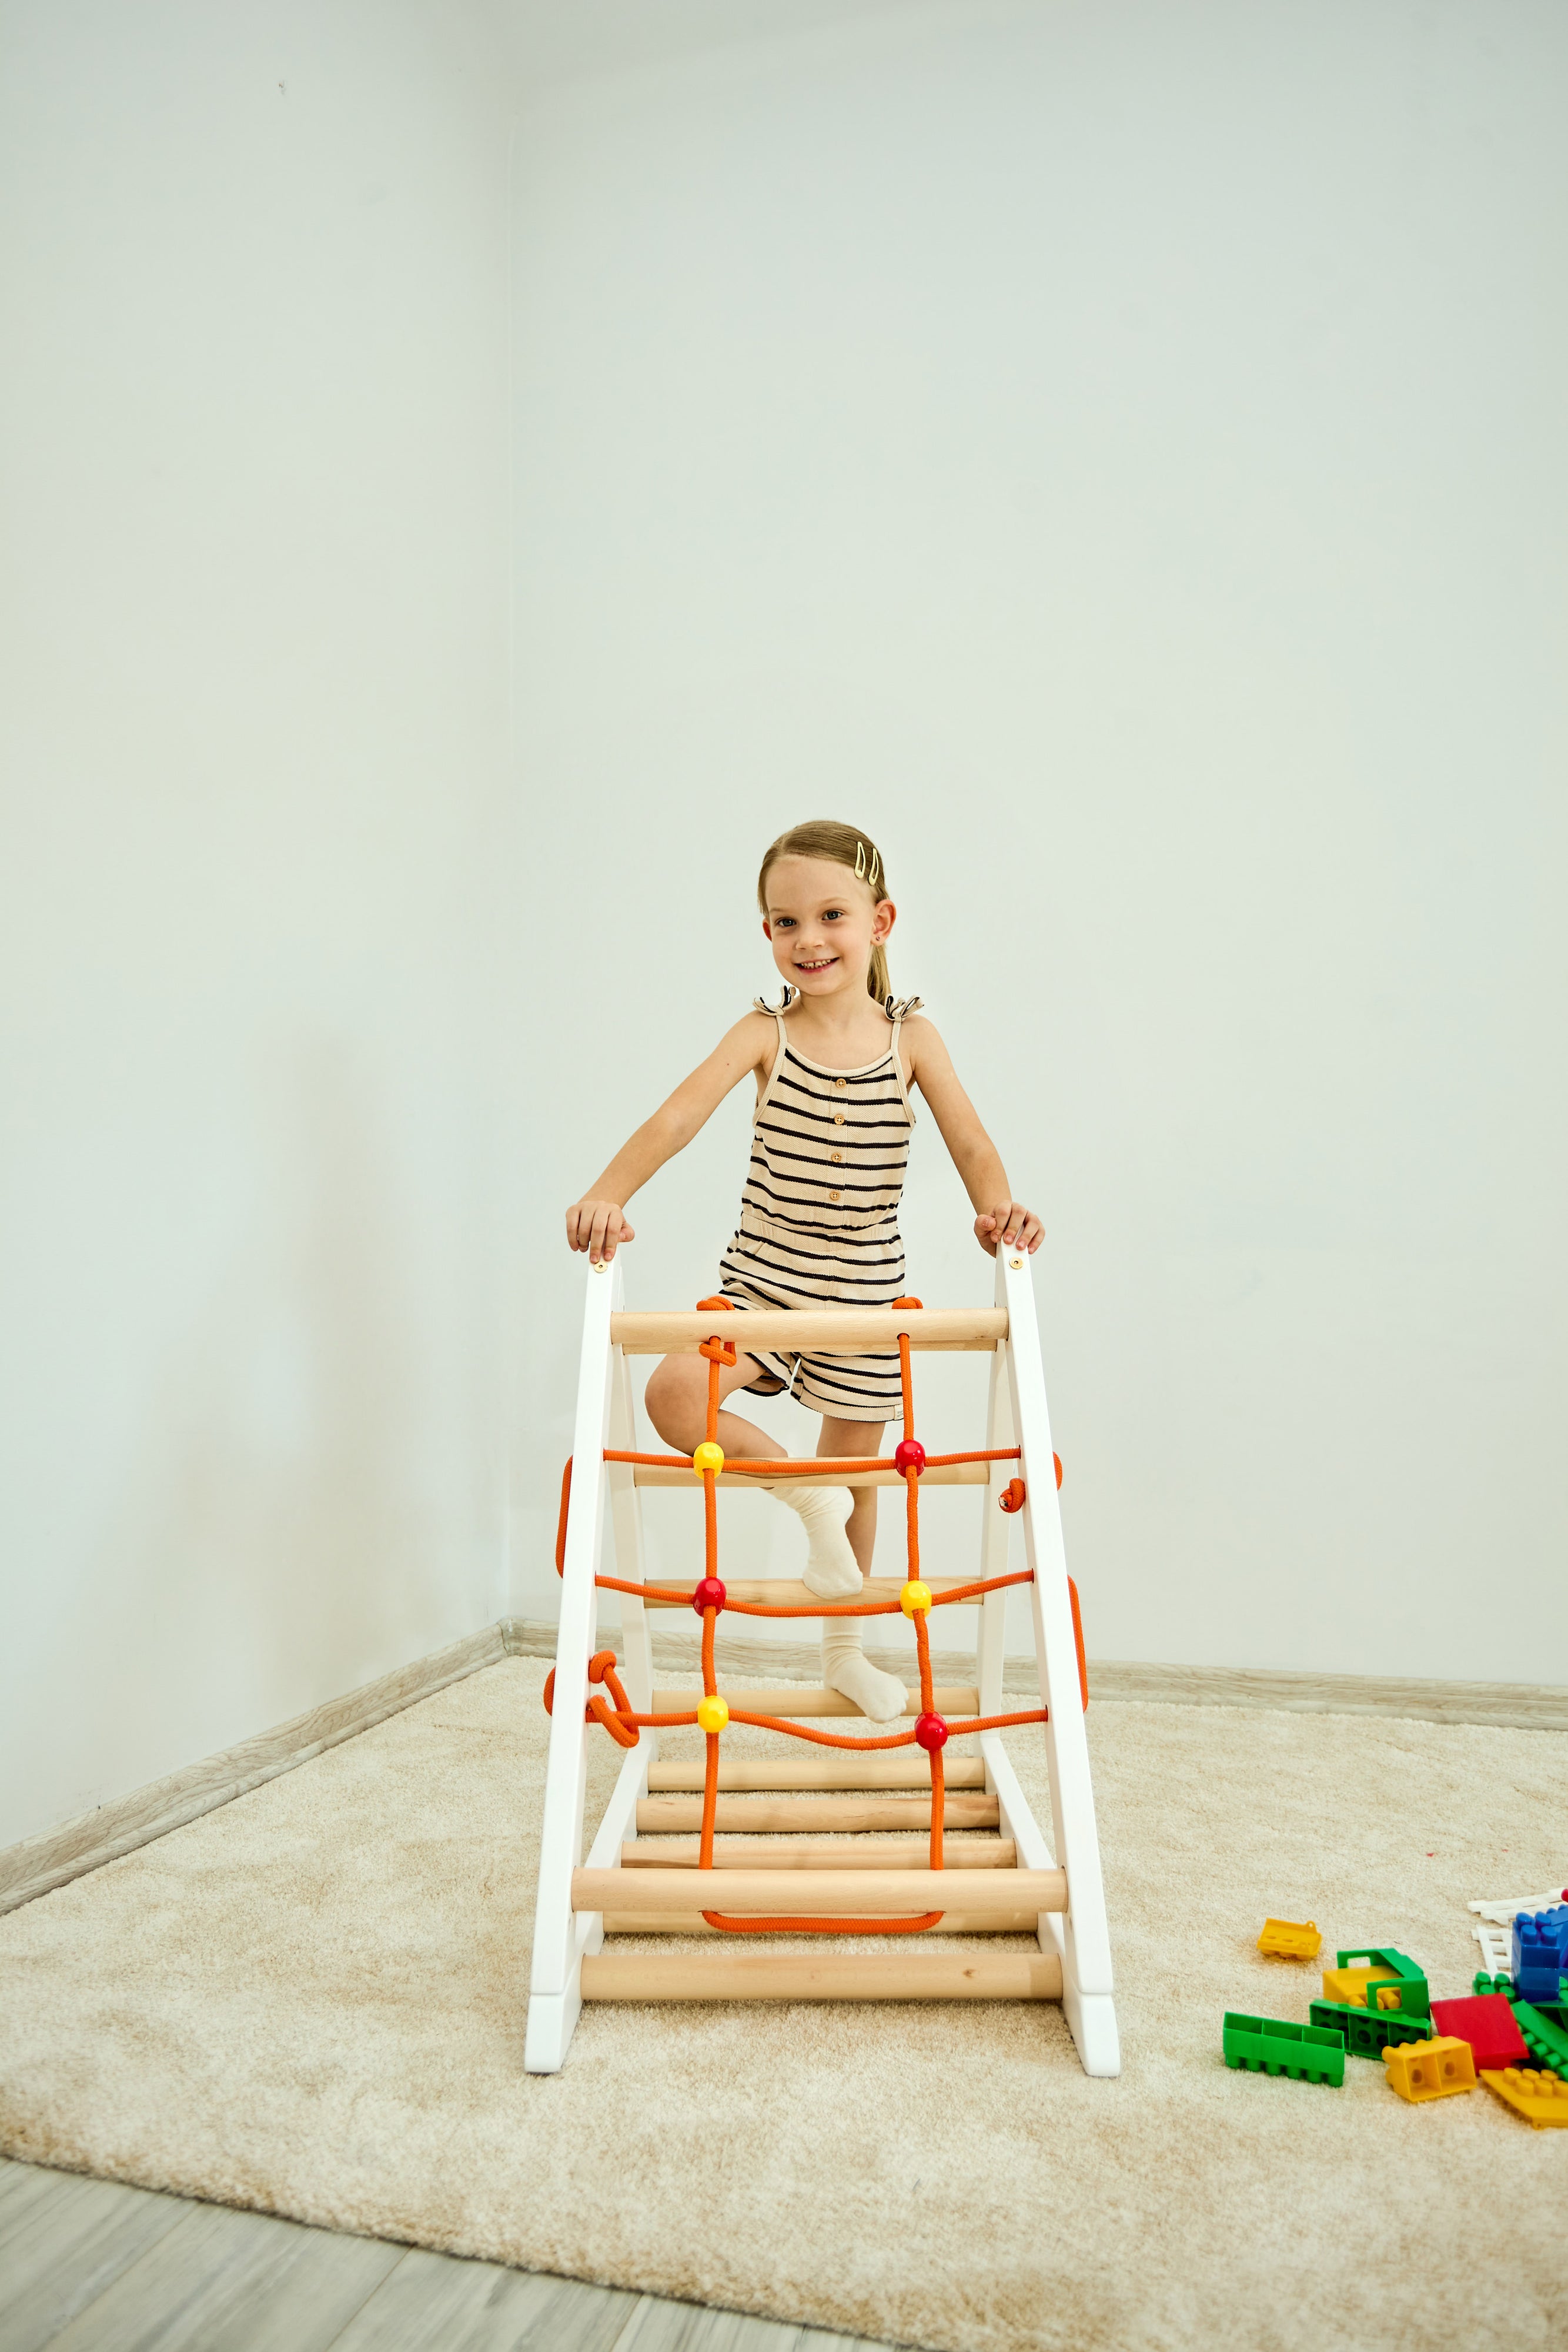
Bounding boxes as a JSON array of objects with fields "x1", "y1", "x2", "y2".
[{"x1": 566, "y1": 818, "x2": 1042, "y2": 1722}]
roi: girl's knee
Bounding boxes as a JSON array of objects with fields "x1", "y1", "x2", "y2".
[{"x1": 644, "y1": 1354, "x2": 701, "y2": 1442}]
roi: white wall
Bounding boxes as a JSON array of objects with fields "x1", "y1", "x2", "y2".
[
  {"x1": 507, "y1": 0, "x2": 1568, "y2": 1684},
  {"x1": 0, "y1": 0, "x2": 515, "y2": 1849}
]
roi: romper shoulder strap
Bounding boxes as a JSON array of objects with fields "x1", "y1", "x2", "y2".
[
  {"x1": 884, "y1": 995, "x2": 923, "y2": 1123},
  {"x1": 751, "y1": 986, "x2": 796, "y2": 1110}
]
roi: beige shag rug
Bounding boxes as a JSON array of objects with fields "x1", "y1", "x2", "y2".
[{"x1": 1, "y1": 1656, "x2": 1565, "y2": 2352}]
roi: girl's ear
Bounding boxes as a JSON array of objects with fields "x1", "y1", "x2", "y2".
[
  {"x1": 762, "y1": 920, "x2": 773, "y2": 938},
  {"x1": 872, "y1": 898, "x2": 896, "y2": 941}
]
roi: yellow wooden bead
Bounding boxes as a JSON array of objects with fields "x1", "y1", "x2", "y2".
[
  {"x1": 692, "y1": 1441, "x2": 726, "y2": 1477},
  {"x1": 900, "y1": 1579, "x2": 932, "y2": 1617},
  {"x1": 696, "y1": 1693, "x2": 729, "y2": 1733}
]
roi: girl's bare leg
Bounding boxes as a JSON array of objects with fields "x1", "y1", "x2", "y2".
[
  {"x1": 643, "y1": 1349, "x2": 779, "y2": 1461},
  {"x1": 643, "y1": 1352, "x2": 862, "y2": 1598},
  {"x1": 814, "y1": 1413, "x2": 906, "y2": 1723}
]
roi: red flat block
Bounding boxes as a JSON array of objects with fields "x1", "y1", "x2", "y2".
[{"x1": 1429, "y1": 1993, "x2": 1529, "y2": 2073}]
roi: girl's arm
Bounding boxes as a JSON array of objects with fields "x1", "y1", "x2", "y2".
[
  {"x1": 566, "y1": 1013, "x2": 774, "y2": 1264},
  {"x1": 902, "y1": 1018, "x2": 1044, "y2": 1256}
]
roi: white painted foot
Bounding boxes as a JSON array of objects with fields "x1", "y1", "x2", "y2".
[{"x1": 524, "y1": 1984, "x2": 581, "y2": 2074}]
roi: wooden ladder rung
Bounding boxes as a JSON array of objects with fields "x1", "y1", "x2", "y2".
[
  {"x1": 572, "y1": 1866, "x2": 1065, "y2": 1921},
  {"x1": 631, "y1": 1464, "x2": 990, "y2": 1490},
  {"x1": 645, "y1": 1758, "x2": 987, "y2": 1793},
  {"x1": 650, "y1": 1683, "x2": 980, "y2": 1720},
  {"x1": 581, "y1": 1950, "x2": 1064, "y2": 2002},
  {"x1": 636, "y1": 1794, "x2": 1000, "y2": 1833},
  {"x1": 640, "y1": 1574, "x2": 989, "y2": 1609},
  {"x1": 610, "y1": 1308, "x2": 1007, "y2": 1355},
  {"x1": 623, "y1": 1838, "x2": 1017, "y2": 1869}
]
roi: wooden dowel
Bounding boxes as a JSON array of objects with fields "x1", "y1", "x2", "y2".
[
  {"x1": 636, "y1": 1795, "x2": 1000, "y2": 1834},
  {"x1": 600, "y1": 1913, "x2": 1040, "y2": 1935},
  {"x1": 572, "y1": 1867, "x2": 1065, "y2": 1920},
  {"x1": 623, "y1": 1838, "x2": 1017, "y2": 1869},
  {"x1": 632, "y1": 1463, "x2": 991, "y2": 1490},
  {"x1": 646, "y1": 1758, "x2": 987, "y2": 1792},
  {"x1": 580, "y1": 1950, "x2": 1064, "y2": 2002},
  {"x1": 639, "y1": 1575, "x2": 986, "y2": 1612},
  {"x1": 650, "y1": 1684, "x2": 980, "y2": 1720},
  {"x1": 611, "y1": 1308, "x2": 1007, "y2": 1356}
]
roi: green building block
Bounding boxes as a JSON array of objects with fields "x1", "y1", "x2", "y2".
[
  {"x1": 1310, "y1": 1999, "x2": 1432, "y2": 2059},
  {"x1": 1472, "y1": 1972, "x2": 1568, "y2": 2033},
  {"x1": 1332, "y1": 1946, "x2": 1430, "y2": 2020},
  {"x1": 1512, "y1": 1999, "x2": 1568, "y2": 2074},
  {"x1": 1223, "y1": 2011, "x2": 1346, "y2": 2086}
]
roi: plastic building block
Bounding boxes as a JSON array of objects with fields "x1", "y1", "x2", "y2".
[
  {"x1": 1223, "y1": 2011, "x2": 1345, "y2": 2086},
  {"x1": 1382, "y1": 2036, "x2": 1476, "y2": 2102},
  {"x1": 1510, "y1": 1907, "x2": 1568, "y2": 2004},
  {"x1": 1322, "y1": 1965, "x2": 1402, "y2": 2010},
  {"x1": 1471, "y1": 1973, "x2": 1568, "y2": 2033},
  {"x1": 1480, "y1": 2067, "x2": 1568, "y2": 2129},
  {"x1": 1310, "y1": 2000, "x2": 1433, "y2": 2059},
  {"x1": 1511, "y1": 1999, "x2": 1568, "y2": 2075},
  {"x1": 1429, "y1": 1994, "x2": 1529, "y2": 2073},
  {"x1": 1320, "y1": 1947, "x2": 1429, "y2": 2020},
  {"x1": 1257, "y1": 1918, "x2": 1322, "y2": 1960}
]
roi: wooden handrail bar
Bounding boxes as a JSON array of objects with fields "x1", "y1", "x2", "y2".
[{"x1": 610, "y1": 1307, "x2": 1007, "y2": 1355}]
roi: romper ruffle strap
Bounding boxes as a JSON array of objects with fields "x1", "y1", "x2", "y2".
[{"x1": 885, "y1": 995, "x2": 923, "y2": 1123}]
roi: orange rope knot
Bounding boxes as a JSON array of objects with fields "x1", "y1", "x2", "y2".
[
  {"x1": 999, "y1": 1478, "x2": 1025, "y2": 1514},
  {"x1": 698, "y1": 1335, "x2": 738, "y2": 1367}
]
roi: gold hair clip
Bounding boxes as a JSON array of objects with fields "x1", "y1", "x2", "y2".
[{"x1": 855, "y1": 840, "x2": 881, "y2": 891}]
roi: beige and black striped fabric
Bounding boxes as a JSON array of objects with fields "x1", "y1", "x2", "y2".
[{"x1": 718, "y1": 990, "x2": 922, "y2": 1423}]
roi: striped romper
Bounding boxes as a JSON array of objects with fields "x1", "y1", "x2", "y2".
[{"x1": 717, "y1": 990, "x2": 924, "y2": 1424}]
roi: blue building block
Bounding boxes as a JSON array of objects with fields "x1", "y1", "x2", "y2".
[{"x1": 1512, "y1": 1908, "x2": 1568, "y2": 2005}]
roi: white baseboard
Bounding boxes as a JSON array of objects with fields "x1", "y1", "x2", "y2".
[
  {"x1": 5, "y1": 1615, "x2": 1562, "y2": 1921},
  {"x1": 0, "y1": 1624, "x2": 507, "y2": 1918}
]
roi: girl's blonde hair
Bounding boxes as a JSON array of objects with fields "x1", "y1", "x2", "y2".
[{"x1": 757, "y1": 820, "x2": 893, "y2": 1005}]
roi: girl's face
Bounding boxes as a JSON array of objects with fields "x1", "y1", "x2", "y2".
[{"x1": 761, "y1": 855, "x2": 895, "y2": 1000}]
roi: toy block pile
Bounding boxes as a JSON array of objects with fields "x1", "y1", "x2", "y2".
[{"x1": 1221, "y1": 1896, "x2": 1568, "y2": 2128}]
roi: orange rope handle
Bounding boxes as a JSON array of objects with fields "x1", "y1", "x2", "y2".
[
  {"x1": 701, "y1": 1910, "x2": 945, "y2": 1933},
  {"x1": 555, "y1": 1455, "x2": 573, "y2": 1573},
  {"x1": 1068, "y1": 1575, "x2": 1088, "y2": 1710},
  {"x1": 928, "y1": 1741, "x2": 944, "y2": 1871}
]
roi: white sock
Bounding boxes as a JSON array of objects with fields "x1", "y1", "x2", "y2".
[
  {"x1": 773, "y1": 1482, "x2": 862, "y2": 1598},
  {"x1": 821, "y1": 1622, "x2": 908, "y2": 1723}
]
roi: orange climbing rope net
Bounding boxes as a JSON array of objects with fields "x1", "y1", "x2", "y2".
[{"x1": 544, "y1": 1297, "x2": 1085, "y2": 1935}]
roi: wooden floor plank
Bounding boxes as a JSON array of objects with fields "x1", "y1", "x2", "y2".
[
  {"x1": 39, "y1": 2197, "x2": 403, "y2": 2352},
  {"x1": 610, "y1": 2298, "x2": 805, "y2": 2351},
  {"x1": 0, "y1": 2163, "x2": 188, "y2": 2352},
  {"x1": 327, "y1": 2246, "x2": 637, "y2": 2352}
]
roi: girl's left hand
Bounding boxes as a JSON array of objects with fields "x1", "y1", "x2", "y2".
[{"x1": 975, "y1": 1202, "x2": 1043, "y2": 1256}]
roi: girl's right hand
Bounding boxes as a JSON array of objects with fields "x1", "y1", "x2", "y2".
[{"x1": 566, "y1": 1198, "x2": 636, "y2": 1264}]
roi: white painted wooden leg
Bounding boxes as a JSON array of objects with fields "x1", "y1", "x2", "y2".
[
  {"x1": 526, "y1": 1258, "x2": 619, "y2": 2076},
  {"x1": 995, "y1": 1250, "x2": 1121, "y2": 2078}
]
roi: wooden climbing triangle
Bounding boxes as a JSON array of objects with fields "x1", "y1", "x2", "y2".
[{"x1": 525, "y1": 1251, "x2": 1119, "y2": 2076}]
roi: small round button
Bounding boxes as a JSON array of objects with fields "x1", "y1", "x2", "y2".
[
  {"x1": 830, "y1": 1150, "x2": 842, "y2": 1163},
  {"x1": 827, "y1": 1190, "x2": 841, "y2": 1201},
  {"x1": 835, "y1": 1077, "x2": 847, "y2": 1090},
  {"x1": 833, "y1": 1112, "x2": 845, "y2": 1125}
]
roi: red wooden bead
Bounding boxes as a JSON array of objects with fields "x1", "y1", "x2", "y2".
[
  {"x1": 692, "y1": 1577, "x2": 727, "y2": 1615},
  {"x1": 894, "y1": 1439, "x2": 926, "y2": 1476},
  {"x1": 914, "y1": 1711, "x2": 948, "y2": 1752}
]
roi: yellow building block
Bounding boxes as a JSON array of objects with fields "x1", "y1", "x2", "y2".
[
  {"x1": 1322, "y1": 1965, "x2": 1398, "y2": 2008},
  {"x1": 1382, "y1": 2036, "x2": 1476, "y2": 2102},
  {"x1": 1480, "y1": 2067, "x2": 1568, "y2": 2129},
  {"x1": 1257, "y1": 1918, "x2": 1322, "y2": 1960}
]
